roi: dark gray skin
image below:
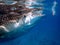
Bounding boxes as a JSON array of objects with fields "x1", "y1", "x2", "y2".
[
  {"x1": 0, "y1": 4, "x2": 32, "y2": 25},
  {"x1": 0, "y1": 2, "x2": 42, "y2": 26}
]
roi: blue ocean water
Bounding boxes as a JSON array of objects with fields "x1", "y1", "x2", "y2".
[{"x1": 0, "y1": 0, "x2": 60, "y2": 45}]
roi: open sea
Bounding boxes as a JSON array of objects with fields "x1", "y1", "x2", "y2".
[{"x1": 0, "y1": 0, "x2": 60, "y2": 45}]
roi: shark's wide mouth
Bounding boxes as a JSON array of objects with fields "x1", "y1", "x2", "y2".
[{"x1": 0, "y1": 0, "x2": 44, "y2": 41}]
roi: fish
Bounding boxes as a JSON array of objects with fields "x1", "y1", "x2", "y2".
[{"x1": 0, "y1": 0, "x2": 43, "y2": 32}]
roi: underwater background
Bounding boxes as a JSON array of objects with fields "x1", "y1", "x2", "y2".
[{"x1": 0, "y1": 0, "x2": 60, "y2": 45}]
